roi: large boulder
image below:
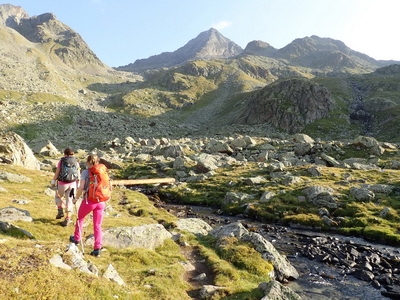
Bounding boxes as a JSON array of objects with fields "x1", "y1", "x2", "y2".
[
  {"x1": 0, "y1": 206, "x2": 33, "y2": 222},
  {"x1": 176, "y1": 218, "x2": 213, "y2": 235},
  {"x1": 0, "y1": 171, "x2": 31, "y2": 183},
  {"x1": 210, "y1": 222, "x2": 299, "y2": 281},
  {"x1": 85, "y1": 224, "x2": 172, "y2": 250},
  {"x1": 0, "y1": 132, "x2": 40, "y2": 170},
  {"x1": 303, "y1": 186, "x2": 338, "y2": 208},
  {"x1": 31, "y1": 140, "x2": 60, "y2": 157},
  {"x1": 259, "y1": 280, "x2": 301, "y2": 300},
  {"x1": 352, "y1": 136, "x2": 385, "y2": 155}
]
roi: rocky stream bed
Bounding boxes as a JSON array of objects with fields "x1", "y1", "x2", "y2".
[{"x1": 155, "y1": 200, "x2": 400, "y2": 300}]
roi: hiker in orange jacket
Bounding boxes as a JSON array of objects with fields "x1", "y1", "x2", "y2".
[{"x1": 69, "y1": 154, "x2": 111, "y2": 257}]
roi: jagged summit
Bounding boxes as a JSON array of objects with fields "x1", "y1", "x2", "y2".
[
  {"x1": 117, "y1": 28, "x2": 243, "y2": 72},
  {"x1": 0, "y1": 4, "x2": 106, "y2": 71},
  {"x1": 0, "y1": 4, "x2": 28, "y2": 27}
]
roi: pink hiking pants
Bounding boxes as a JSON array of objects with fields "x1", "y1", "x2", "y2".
[{"x1": 74, "y1": 200, "x2": 105, "y2": 250}]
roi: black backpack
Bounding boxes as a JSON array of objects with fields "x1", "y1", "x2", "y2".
[{"x1": 57, "y1": 156, "x2": 79, "y2": 183}]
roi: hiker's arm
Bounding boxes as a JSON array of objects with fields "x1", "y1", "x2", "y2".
[
  {"x1": 75, "y1": 179, "x2": 86, "y2": 199},
  {"x1": 52, "y1": 167, "x2": 60, "y2": 181},
  {"x1": 51, "y1": 166, "x2": 60, "y2": 186}
]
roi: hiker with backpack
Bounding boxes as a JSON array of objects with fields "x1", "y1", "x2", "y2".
[
  {"x1": 51, "y1": 148, "x2": 80, "y2": 226},
  {"x1": 70, "y1": 154, "x2": 111, "y2": 257}
]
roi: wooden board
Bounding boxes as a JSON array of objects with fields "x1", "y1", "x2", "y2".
[{"x1": 111, "y1": 178, "x2": 176, "y2": 186}]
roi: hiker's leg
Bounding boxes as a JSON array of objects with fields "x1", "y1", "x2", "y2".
[
  {"x1": 92, "y1": 202, "x2": 106, "y2": 250},
  {"x1": 64, "y1": 183, "x2": 75, "y2": 220},
  {"x1": 55, "y1": 184, "x2": 67, "y2": 219},
  {"x1": 74, "y1": 200, "x2": 92, "y2": 242},
  {"x1": 55, "y1": 184, "x2": 64, "y2": 207}
]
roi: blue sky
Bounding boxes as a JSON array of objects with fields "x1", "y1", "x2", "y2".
[{"x1": 3, "y1": 0, "x2": 400, "y2": 67}]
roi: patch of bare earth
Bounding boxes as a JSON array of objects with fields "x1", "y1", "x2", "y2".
[{"x1": 180, "y1": 244, "x2": 215, "y2": 299}]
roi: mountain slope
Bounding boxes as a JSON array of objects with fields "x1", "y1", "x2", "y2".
[
  {"x1": 0, "y1": 4, "x2": 135, "y2": 101},
  {"x1": 273, "y1": 35, "x2": 384, "y2": 73},
  {"x1": 117, "y1": 28, "x2": 243, "y2": 72}
]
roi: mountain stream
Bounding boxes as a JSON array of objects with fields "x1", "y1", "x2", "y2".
[{"x1": 155, "y1": 201, "x2": 399, "y2": 300}]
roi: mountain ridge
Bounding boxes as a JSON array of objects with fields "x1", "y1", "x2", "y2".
[{"x1": 117, "y1": 28, "x2": 243, "y2": 72}]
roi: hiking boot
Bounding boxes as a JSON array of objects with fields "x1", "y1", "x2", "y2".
[
  {"x1": 90, "y1": 249, "x2": 101, "y2": 257},
  {"x1": 61, "y1": 218, "x2": 72, "y2": 227},
  {"x1": 69, "y1": 235, "x2": 79, "y2": 245},
  {"x1": 56, "y1": 208, "x2": 64, "y2": 219}
]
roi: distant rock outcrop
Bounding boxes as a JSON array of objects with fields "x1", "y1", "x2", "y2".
[
  {"x1": 236, "y1": 78, "x2": 335, "y2": 133},
  {"x1": 0, "y1": 4, "x2": 28, "y2": 27},
  {"x1": 242, "y1": 40, "x2": 277, "y2": 57},
  {"x1": 117, "y1": 28, "x2": 243, "y2": 72},
  {"x1": 275, "y1": 35, "x2": 381, "y2": 71}
]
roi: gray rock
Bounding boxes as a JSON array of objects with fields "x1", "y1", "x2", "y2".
[
  {"x1": 196, "y1": 153, "x2": 219, "y2": 173},
  {"x1": 0, "y1": 132, "x2": 40, "y2": 170},
  {"x1": 259, "y1": 191, "x2": 275, "y2": 203},
  {"x1": 173, "y1": 156, "x2": 192, "y2": 169},
  {"x1": 49, "y1": 254, "x2": 72, "y2": 270},
  {"x1": 210, "y1": 222, "x2": 299, "y2": 281},
  {"x1": 193, "y1": 273, "x2": 207, "y2": 281},
  {"x1": 308, "y1": 166, "x2": 323, "y2": 177},
  {"x1": 0, "y1": 220, "x2": 34, "y2": 238},
  {"x1": 223, "y1": 192, "x2": 255, "y2": 205},
  {"x1": 320, "y1": 153, "x2": 341, "y2": 167},
  {"x1": 361, "y1": 184, "x2": 394, "y2": 195},
  {"x1": 379, "y1": 207, "x2": 391, "y2": 218},
  {"x1": 266, "y1": 162, "x2": 285, "y2": 173},
  {"x1": 352, "y1": 136, "x2": 380, "y2": 149},
  {"x1": 0, "y1": 206, "x2": 33, "y2": 222},
  {"x1": 294, "y1": 142, "x2": 313, "y2": 156},
  {"x1": 321, "y1": 215, "x2": 335, "y2": 226},
  {"x1": 244, "y1": 176, "x2": 265, "y2": 185},
  {"x1": 176, "y1": 218, "x2": 212, "y2": 235},
  {"x1": 199, "y1": 285, "x2": 225, "y2": 299},
  {"x1": 281, "y1": 175, "x2": 302, "y2": 186},
  {"x1": 103, "y1": 264, "x2": 126, "y2": 286},
  {"x1": 207, "y1": 141, "x2": 233, "y2": 154},
  {"x1": 292, "y1": 133, "x2": 315, "y2": 144},
  {"x1": 134, "y1": 153, "x2": 151, "y2": 162},
  {"x1": 0, "y1": 171, "x2": 31, "y2": 183},
  {"x1": 86, "y1": 224, "x2": 172, "y2": 250},
  {"x1": 63, "y1": 244, "x2": 95, "y2": 275},
  {"x1": 350, "y1": 187, "x2": 375, "y2": 202},
  {"x1": 303, "y1": 186, "x2": 338, "y2": 208},
  {"x1": 163, "y1": 145, "x2": 184, "y2": 158},
  {"x1": 259, "y1": 280, "x2": 301, "y2": 300},
  {"x1": 32, "y1": 140, "x2": 60, "y2": 157},
  {"x1": 257, "y1": 150, "x2": 269, "y2": 162}
]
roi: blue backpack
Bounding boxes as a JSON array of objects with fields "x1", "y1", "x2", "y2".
[{"x1": 57, "y1": 156, "x2": 79, "y2": 183}]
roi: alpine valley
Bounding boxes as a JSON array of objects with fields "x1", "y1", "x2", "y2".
[{"x1": 2, "y1": 4, "x2": 400, "y2": 300}]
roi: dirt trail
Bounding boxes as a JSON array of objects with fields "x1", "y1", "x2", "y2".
[{"x1": 180, "y1": 244, "x2": 215, "y2": 299}]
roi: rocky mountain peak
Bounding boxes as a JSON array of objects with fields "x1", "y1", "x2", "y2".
[
  {"x1": 242, "y1": 40, "x2": 277, "y2": 56},
  {"x1": 181, "y1": 27, "x2": 243, "y2": 60},
  {"x1": 278, "y1": 35, "x2": 349, "y2": 59},
  {"x1": 0, "y1": 4, "x2": 29, "y2": 27},
  {"x1": 117, "y1": 28, "x2": 242, "y2": 72},
  {"x1": 0, "y1": 5, "x2": 106, "y2": 70}
]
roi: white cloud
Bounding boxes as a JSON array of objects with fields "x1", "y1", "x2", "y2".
[{"x1": 211, "y1": 21, "x2": 233, "y2": 31}]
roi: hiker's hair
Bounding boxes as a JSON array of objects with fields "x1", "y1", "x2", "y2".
[
  {"x1": 86, "y1": 154, "x2": 100, "y2": 166},
  {"x1": 64, "y1": 148, "x2": 74, "y2": 156}
]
